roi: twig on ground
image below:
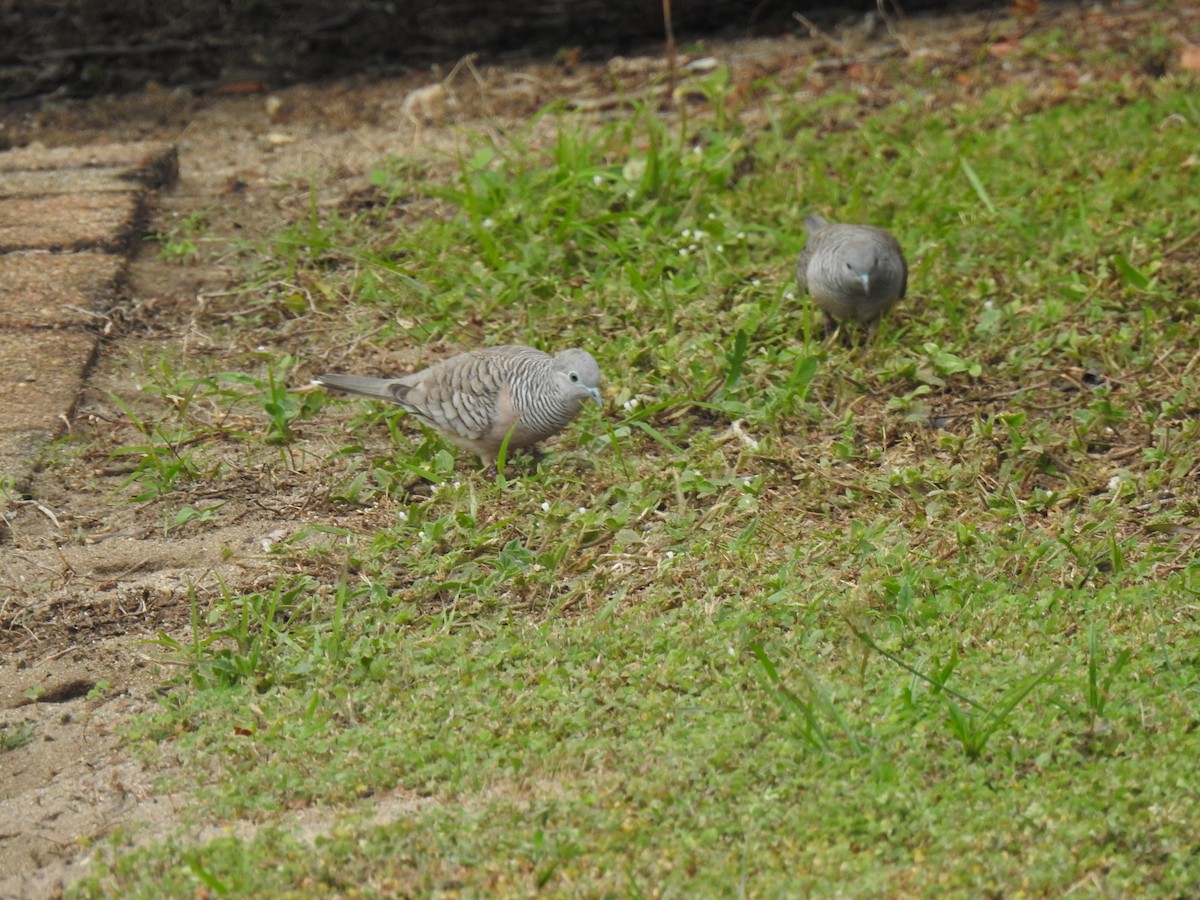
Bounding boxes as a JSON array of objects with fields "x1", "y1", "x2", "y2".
[{"x1": 793, "y1": 12, "x2": 848, "y2": 54}]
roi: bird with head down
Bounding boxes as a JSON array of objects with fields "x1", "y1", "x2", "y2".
[{"x1": 315, "y1": 344, "x2": 602, "y2": 464}]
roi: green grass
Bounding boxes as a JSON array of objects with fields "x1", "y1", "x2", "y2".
[
  {"x1": 0, "y1": 721, "x2": 36, "y2": 753},
  {"x1": 71, "y1": 53, "x2": 1200, "y2": 898}
]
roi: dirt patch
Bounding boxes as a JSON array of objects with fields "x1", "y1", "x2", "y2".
[
  {"x1": 2, "y1": 2, "x2": 1198, "y2": 895},
  {"x1": 0, "y1": 639, "x2": 173, "y2": 899}
]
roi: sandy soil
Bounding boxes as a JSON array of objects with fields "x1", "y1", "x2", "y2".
[{"x1": 1, "y1": 2, "x2": 1197, "y2": 895}]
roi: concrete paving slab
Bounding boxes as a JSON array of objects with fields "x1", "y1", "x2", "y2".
[
  {"x1": 0, "y1": 139, "x2": 176, "y2": 498},
  {"x1": 0, "y1": 192, "x2": 144, "y2": 254},
  {"x1": 0, "y1": 167, "x2": 152, "y2": 198},
  {"x1": 0, "y1": 141, "x2": 177, "y2": 187},
  {"x1": 0, "y1": 251, "x2": 127, "y2": 328},
  {"x1": 0, "y1": 329, "x2": 99, "y2": 486}
]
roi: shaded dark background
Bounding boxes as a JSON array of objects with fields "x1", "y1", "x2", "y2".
[{"x1": 0, "y1": 0, "x2": 1025, "y2": 100}]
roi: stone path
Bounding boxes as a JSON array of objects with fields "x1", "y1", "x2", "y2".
[{"x1": 0, "y1": 142, "x2": 177, "y2": 495}]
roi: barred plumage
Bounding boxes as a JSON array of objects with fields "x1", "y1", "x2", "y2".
[{"x1": 315, "y1": 345, "x2": 602, "y2": 463}]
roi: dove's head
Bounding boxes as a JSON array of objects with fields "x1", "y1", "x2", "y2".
[
  {"x1": 552, "y1": 348, "x2": 603, "y2": 406},
  {"x1": 841, "y1": 240, "x2": 882, "y2": 295}
]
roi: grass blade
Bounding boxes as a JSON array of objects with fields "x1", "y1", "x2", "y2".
[{"x1": 959, "y1": 156, "x2": 997, "y2": 215}]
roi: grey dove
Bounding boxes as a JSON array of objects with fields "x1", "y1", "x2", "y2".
[
  {"x1": 314, "y1": 345, "x2": 602, "y2": 462},
  {"x1": 796, "y1": 214, "x2": 907, "y2": 336}
]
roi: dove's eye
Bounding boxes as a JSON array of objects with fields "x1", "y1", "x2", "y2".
[{"x1": 569, "y1": 372, "x2": 580, "y2": 383}]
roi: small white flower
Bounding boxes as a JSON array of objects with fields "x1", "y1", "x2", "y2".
[
  {"x1": 716, "y1": 244, "x2": 724, "y2": 253},
  {"x1": 417, "y1": 531, "x2": 426, "y2": 539},
  {"x1": 665, "y1": 550, "x2": 675, "y2": 559},
  {"x1": 1108, "y1": 475, "x2": 1122, "y2": 492},
  {"x1": 681, "y1": 228, "x2": 692, "y2": 238},
  {"x1": 541, "y1": 501, "x2": 551, "y2": 512},
  {"x1": 692, "y1": 229, "x2": 705, "y2": 240},
  {"x1": 784, "y1": 291, "x2": 796, "y2": 301},
  {"x1": 984, "y1": 299, "x2": 995, "y2": 310},
  {"x1": 592, "y1": 174, "x2": 603, "y2": 185},
  {"x1": 751, "y1": 278, "x2": 761, "y2": 286},
  {"x1": 578, "y1": 507, "x2": 587, "y2": 515},
  {"x1": 679, "y1": 248, "x2": 689, "y2": 258},
  {"x1": 707, "y1": 212, "x2": 717, "y2": 220},
  {"x1": 736, "y1": 231, "x2": 745, "y2": 240},
  {"x1": 452, "y1": 481, "x2": 461, "y2": 489},
  {"x1": 397, "y1": 511, "x2": 408, "y2": 522},
  {"x1": 481, "y1": 218, "x2": 495, "y2": 229},
  {"x1": 622, "y1": 397, "x2": 639, "y2": 411},
  {"x1": 692, "y1": 145, "x2": 702, "y2": 155},
  {"x1": 727, "y1": 646, "x2": 736, "y2": 657}
]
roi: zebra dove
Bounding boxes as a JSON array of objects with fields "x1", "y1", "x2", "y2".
[
  {"x1": 314, "y1": 345, "x2": 602, "y2": 462},
  {"x1": 796, "y1": 214, "x2": 908, "y2": 335}
]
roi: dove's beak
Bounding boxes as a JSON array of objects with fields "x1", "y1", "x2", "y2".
[
  {"x1": 858, "y1": 273, "x2": 871, "y2": 294},
  {"x1": 586, "y1": 386, "x2": 603, "y2": 404}
]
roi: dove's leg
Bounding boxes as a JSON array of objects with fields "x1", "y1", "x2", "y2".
[{"x1": 484, "y1": 447, "x2": 543, "y2": 479}]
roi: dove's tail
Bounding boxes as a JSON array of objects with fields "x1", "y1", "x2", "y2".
[{"x1": 313, "y1": 374, "x2": 406, "y2": 404}]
